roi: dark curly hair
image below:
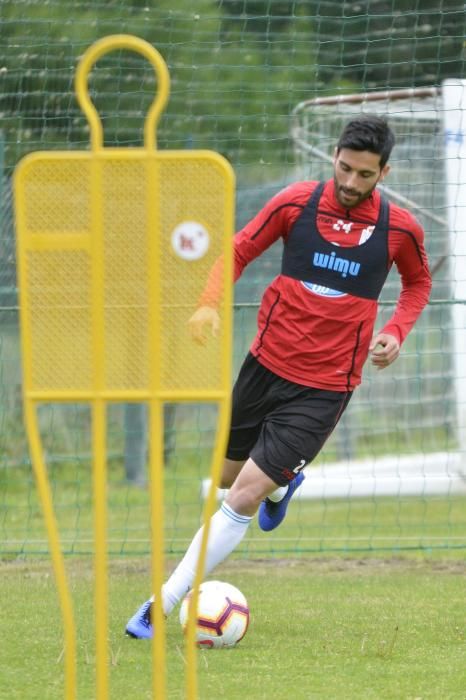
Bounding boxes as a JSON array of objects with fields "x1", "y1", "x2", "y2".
[{"x1": 336, "y1": 115, "x2": 395, "y2": 169}]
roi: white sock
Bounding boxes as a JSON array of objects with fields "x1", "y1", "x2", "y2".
[
  {"x1": 267, "y1": 485, "x2": 288, "y2": 503},
  {"x1": 161, "y1": 502, "x2": 252, "y2": 616}
]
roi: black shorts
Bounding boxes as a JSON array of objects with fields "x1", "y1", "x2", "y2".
[{"x1": 226, "y1": 353, "x2": 352, "y2": 486}]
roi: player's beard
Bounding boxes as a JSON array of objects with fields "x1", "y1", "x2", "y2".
[{"x1": 333, "y1": 175, "x2": 378, "y2": 209}]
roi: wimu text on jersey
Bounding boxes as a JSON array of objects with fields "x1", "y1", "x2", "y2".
[{"x1": 312, "y1": 251, "x2": 361, "y2": 279}]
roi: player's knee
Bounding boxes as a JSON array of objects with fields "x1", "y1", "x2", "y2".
[{"x1": 225, "y1": 484, "x2": 264, "y2": 516}]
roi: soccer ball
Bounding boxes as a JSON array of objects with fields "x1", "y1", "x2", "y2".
[{"x1": 179, "y1": 580, "x2": 250, "y2": 648}]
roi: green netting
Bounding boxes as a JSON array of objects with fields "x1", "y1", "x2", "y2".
[{"x1": 1, "y1": 0, "x2": 466, "y2": 556}]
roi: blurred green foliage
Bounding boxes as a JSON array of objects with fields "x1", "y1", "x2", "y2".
[{"x1": 0, "y1": 0, "x2": 464, "y2": 172}]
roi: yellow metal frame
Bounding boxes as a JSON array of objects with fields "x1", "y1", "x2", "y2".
[{"x1": 14, "y1": 34, "x2": 234, "y2": 700}]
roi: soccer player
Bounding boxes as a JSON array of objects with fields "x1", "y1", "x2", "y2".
[{"x1": 126, "y1": 115, "x2": 431, "y2": 638}]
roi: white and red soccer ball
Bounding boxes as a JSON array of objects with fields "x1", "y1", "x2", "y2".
[{"x1": 179, "y1": 580, "x2": 250, "y2": 648}]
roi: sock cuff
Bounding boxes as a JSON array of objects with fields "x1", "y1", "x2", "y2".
[{"x1": 221, "y1": 501, "x2": 253, "y2": 524}]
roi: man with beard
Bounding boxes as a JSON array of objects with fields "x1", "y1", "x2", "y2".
[{"x1": 126, "y1": 114, "x2": 431, "y2": 639}]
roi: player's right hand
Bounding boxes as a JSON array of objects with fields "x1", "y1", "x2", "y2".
[{"x1": 188, "y1": 306, "x2": 220, "y2": 345}]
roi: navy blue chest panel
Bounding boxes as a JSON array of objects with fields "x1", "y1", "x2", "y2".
[{"x1": 281, "y1": 182, "x2": 390, "y2": 300}]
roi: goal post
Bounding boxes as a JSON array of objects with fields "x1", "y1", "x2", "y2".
[{"x1": 442, "y1": 79, "x2": 466, "y2": 460}]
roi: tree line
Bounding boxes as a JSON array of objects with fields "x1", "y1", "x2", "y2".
[{"x1": 0, "y1": 0, "x2": 463, "y2": 172}]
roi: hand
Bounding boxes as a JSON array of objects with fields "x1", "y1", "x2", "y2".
[
  {"x1": 369, "y1": 333, "x2": 400, "y2": 370},
  {"x1": 188, "y1": 306, "x2": 220, "y2": 345}
]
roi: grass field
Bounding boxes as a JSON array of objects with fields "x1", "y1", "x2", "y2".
[
  {"x1": 1, "y1": 556, "x2": 465, "y2": 700},
  {"x1": 2, "y1": 443, "x2": 466, "y2": 698}
]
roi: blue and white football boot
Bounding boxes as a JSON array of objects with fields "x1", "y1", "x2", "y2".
[
  {"x1": 125, "y1": 599, "x2": 153, "y2": 639},
  {"x1": 258, "y1": 471, "x2": 305, "y2": 532}
]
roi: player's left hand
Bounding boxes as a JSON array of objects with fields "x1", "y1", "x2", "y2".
[{"x1": 369, "y1": 333, "x2": 400, "y2": 369}]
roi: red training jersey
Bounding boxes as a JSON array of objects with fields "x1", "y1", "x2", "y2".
[{"x1": 200, "y1": 179, "x2": 432, "y2": 391}]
